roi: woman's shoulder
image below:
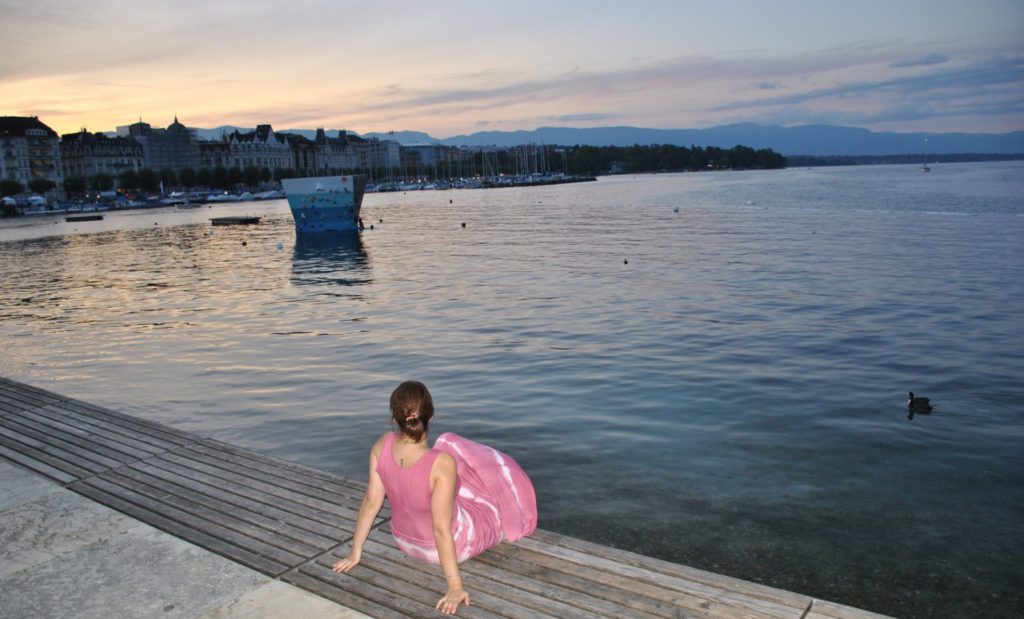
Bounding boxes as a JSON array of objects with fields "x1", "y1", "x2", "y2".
[
  {"x1": 371, "y1": 431, "x2": 393, "y2": 457},
  {"x1": 430, "y1": 450, "x2": 457, "y2": 475}
]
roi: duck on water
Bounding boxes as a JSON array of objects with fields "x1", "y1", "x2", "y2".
[{"x1": 907, "y1": 392, "x2": 932, "y2": 420}]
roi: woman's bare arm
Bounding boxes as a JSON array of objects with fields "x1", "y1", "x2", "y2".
[
  {"x1": 332, "y1": 433, "x2": 388, "y2": 572},
  {"x1": 430, "y1": 452, "x2": 470, "y2": 614}
]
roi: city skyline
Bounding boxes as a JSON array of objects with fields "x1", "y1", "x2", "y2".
[{"x1": 3, "y1": 0, "x2": 1023, "y2": 138}]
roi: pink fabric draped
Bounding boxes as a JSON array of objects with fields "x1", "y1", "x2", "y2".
[{"x1": 376, "y1": 432, "x2": 537, "y2": 564}]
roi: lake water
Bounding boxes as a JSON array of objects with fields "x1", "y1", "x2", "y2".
[{"x1": 2, "y1": 162, "x2": 1022, "y2": 618}]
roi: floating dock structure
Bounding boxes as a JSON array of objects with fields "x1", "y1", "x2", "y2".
[
  {"x1": 210, "y1": 216, "x2": 261, "y2": 226},
  {"x1": 283, "y1": 175, "x2": 366, "y2": 233},
  {"x1": 0, "y1": 377, "x2": 892, "y2": 619}
]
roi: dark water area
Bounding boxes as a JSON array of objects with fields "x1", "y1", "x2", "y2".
[{"x1": 2, "y1": 162, "x2": 1022, "y2": 618}]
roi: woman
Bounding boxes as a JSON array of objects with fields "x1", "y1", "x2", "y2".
[{"x1": 332, "y1": 381, "x2": 537, "y2": 615}]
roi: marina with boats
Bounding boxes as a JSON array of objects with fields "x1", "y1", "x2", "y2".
[{"x1": 7, "y1": 171, "x2": 595, "y2": 218}]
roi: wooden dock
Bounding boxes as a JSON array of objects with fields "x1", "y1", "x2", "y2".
[
  {"x1": 210, "y1": 215, "x2": 261, "y2": 225},
  {"x1": 0, "y1": 377, "x2": 892, "y2": 619}
]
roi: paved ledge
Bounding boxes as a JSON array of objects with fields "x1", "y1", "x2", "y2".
[
  {"x1": 0, "y1": 459, "x2": 369, "y2": 619},
  {"x1": 0, "y1": 377, "x2": 895, "y2": 618}
]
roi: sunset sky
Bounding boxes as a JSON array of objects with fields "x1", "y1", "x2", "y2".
[{"x1": 3, "y1": 0, "x2": 1022, "y2": 137}]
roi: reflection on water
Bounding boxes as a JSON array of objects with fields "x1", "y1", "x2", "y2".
[{"x1": 292, "y1": 232, "x2": 371, "y2": 287}]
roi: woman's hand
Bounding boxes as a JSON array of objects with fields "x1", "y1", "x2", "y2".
[
  {"x1": 436, "y1": 585, "x2": 470, "y2": 615},
  {"x1": 331, "y1": 552, "x2": 361, "y2": 573}
]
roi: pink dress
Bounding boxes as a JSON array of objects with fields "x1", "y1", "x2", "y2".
[{"x1": 376, "y1": 432, "x2": 537, "y2": 563}]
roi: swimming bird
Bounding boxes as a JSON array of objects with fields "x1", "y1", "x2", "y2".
[{"x1": 907, "y1": 392, "x2": 932, "y2": 414}]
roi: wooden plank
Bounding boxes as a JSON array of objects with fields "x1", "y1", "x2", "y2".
[
  {"x1": 155, "y1": 451, "x2": 355, "y2": 519},
  {"x1": 189, "y1": 440, "x2": 370, "y2": 503},
  {"x1": 55, "y1": 398, "x2": 199, "y2": 444},
  {"x1": 18, "y1": 406, "x2": 165, "y2": 458},
  {"x1": 0, "y1": 392, "x2": 47, "y2": 416},
  {"x1": 0, "y1": 426, "x2": 107, "y2": 476},
  {"x1": 464, "y1": 545, "x2": 681, "y2": 618},
  {"x1": 0, "y1": 385, "x2": 52, "y2": 408},
  {"x1": 366, "y1": 528, "x2": 696, "y2": 619},
  {"x1": 294, "y1": 554, "x2": 515, "y2": 619},
  {"x1": 198, "y1": 437, "x2": 372, "y2": 494},
  {"x1": 127, "y1": 460, "x2": 359, "y2": 541},
  {"x1": 0, "y1": 417, "x2": 126, "y2": 471},
  {"x1": 77, "y1": 476, "x2": 307, "y2": 569},
  {"x1": 6, "y1": 407, "x2": 95, "y2": 437},
  {"x1": 0, "y1": 377, "x2": 69, "y2": 403},
  {"x1": 530, "y1": 529, "x2": 812, "y2": 610},
  {"x1": 485, "y1": 540, "x2": 802, "y2": 619},
  {"x1": 35, "y1": 403, "x2": 183, "y2": 453},
  {"x1": 142, "y1": 455, "x2": 362, "y2": 528},
  {"x1": 0, "y1": 396, "x2": 33, "y2": 416},
  {"x1": 804, "y1": 600, "x2": 893, "y2": 619},
  {"x1": 371, "y1": 520, "x2": 790, "y2": 618},
  {"x1": 0, "y1": 444, "x2": 78, "y2": 484},
  {"x1": 0, "y1": 414, "x2": 143, "y2": 466},
  {"x1": 525, "y1": 530, "x2": 809, "y2": 605},
  {"x1": 280, "y1": 570, "x2": 413, "y2": 619},
  {"x1": 320, "y1": 534, "x2": 606, "y2": 619},
  {"x1": 98, "y1": 468, "x2": 325, "y2": 557},
  {"x1": 0, "y1": 380, "x2": 66, "y2": 409},
  {"x1": 110, "y1": 464, "x2": 341, "y2": 550},
  {"x1": 54, "y1": 398, "x2": 198, "y2": 446},
  {"x1": 175, "y1": 444, "x2": 366, "y2": 509},
  {"x1": 69, "y1": 479, "x2": 289, "y2": 576}
]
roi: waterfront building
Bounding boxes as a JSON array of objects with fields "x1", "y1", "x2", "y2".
[
  {"x1": 0, "y1": 116, "x2": 63, "y2": 195},
  {"x1": 403, "y1": 143, "x2": 442, "y2": 167},
  {"x1": 60, "y1": 130, "x2": 144, "y2": 182},
  {"x1": 116, "y1": 117, "x2": 200, "y2": 174},
  {"x1": 222, "y1": 124, "x2": 292, "y2": 171},
  {"x1": 315, "y1": 129, "x2": 349, "y2": 172},
  {"x1": 198, "y1": 140, "x2": 231, "y2": 170},
  {"x1": 365, "y1": 136, "x2": 401, "y2": 171},
  {"x1": 401, "y1": 148, "x2": 423, "y2": 178},
  {"x1": 322, "y1": 130, "x2": 401, "y2": 173},
  {"x1": 286, "y1": 133, "x2": 320, "y2": 175},
  {"x1": 400, "y1": 143, "x2": 464, "y2": 179}
]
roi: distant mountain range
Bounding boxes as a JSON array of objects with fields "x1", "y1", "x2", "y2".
[{"x1": 195, "y1": 123, "x2": 1024, "y2": 157}]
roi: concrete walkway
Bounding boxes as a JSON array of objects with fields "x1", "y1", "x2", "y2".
[{"x1": 0, "y1": 459, "x2": 370, "y2": 619}]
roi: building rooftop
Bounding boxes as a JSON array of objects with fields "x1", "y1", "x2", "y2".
[{"x1": 0, "y1": 116, "x2": 59, "y2": 138}]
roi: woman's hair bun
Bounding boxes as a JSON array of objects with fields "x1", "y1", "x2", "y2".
[{"x1": 390, "y1": 381, "x2": 434, "y2": 442}]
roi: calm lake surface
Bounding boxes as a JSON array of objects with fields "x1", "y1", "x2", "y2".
[{"x1": 2, "y1": 162, "x2": 1022, "y2": 618}]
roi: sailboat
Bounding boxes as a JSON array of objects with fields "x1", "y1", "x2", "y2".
[{"x1": 922, "y1": 138, "x2": 930, "y2": 172}]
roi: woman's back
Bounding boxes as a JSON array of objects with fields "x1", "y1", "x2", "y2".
[
  {"x1": 376, "y1": 432, "x2": 535, "y2": 563},
  {"x1": 376, "y1": 432, "x2": 442, "y2": 547}
]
